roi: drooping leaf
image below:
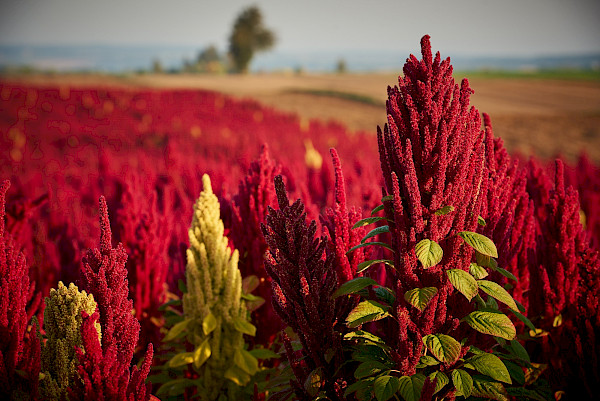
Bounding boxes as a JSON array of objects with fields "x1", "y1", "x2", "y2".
[
  {"x1": 344, "y1": 377, "x2": 375, "y2": 398},
  {"x1": 224, "y1": 365, "x2": 251, "y2": 386},
  {"x1": 374, "y1": 286, "x2": 396, "y2": 305},
  {"x1": 242, "y1": 275, "x2": 260, "y2": 293},
  {"x1": 163, "y1": 318, "x2": 192, "y2": 342},
  {"x1": 446, "y1": 269, "x2": 479, "y2": 301},
  {"x1": 234, "y1": 348, "x2": 259, "y2": 375},
  {"x1": 493, "y1": 266, "x2": 518, "y2": 282},
  {"x1": 233, "y1": 318, "x2": 257, "y2": 336},
  {"x1": 477, "y1": 280, "x2": 518, "y2": 311},
  {"x1": 333, "y1": 277, "x2": 378, "y2": 298},
  {"x1": 248, "y1": 347, "x2": 280, "y2": 360},
  {"x1": 507, "y1": 340, "x2": 530, "y2": 363},
  {"x1": 429, "y1": 371, "x2": 449, "y2": 394},
  {"x1": 470, "y1": 377, "x2": 508, "y2": 401},
  {"x1": 346, "y1": 300, "x2": 390, "y2": 328},
  {"x1": 352, "y1": 344, "x2": 392, "y2": 364},
  {"x1": 374, "y1": 375, "x2": 400, "y2": 401},
  {"x1": 404, "y1": 287, "x2": 438, "y2": 312},
  {"x1": 462, "y1": 310, "x2": 516, "y2": 340},
  {"x1": 509, "y1": 309, "x2": 536, "y2": 331},
  {"x1": 347, "y1": 241, "x2": 395, "y2": 255},
  {"x1": 469, "y1": 263, "x2": 489, "y2": 279},
  {"x1": 415, "y1": 239, "x2": 443, "y2": 268},
  {"x1": 362, "y1": 226, "x2": 390, "y2": 243},
  {"x1": 397, "y1": 374, "x2": 425, "y2": 401},
  {"x1": 476, "y1": 252, "x2": 498, "y2": 269},
  {"x1": 458, "y1": 231, "x2": 498, "y2": 257},
  {"x1": 422, "y1": 333, "x2": 461, "y2": 363},
  {"x1": 465, "y1": 354, "x2": 512, "y2": 384},
  {"x1": 202, "y1": 312, "x2": 217, "y2": 335},
  {"x1": 371, "y1": 204, "x2": 385, "y2": 216},
  {"x1": 193, "y1": 338, "x2": 211, "y2": 369},
  {"x1": 356, "y1": 259, "x2": 394, "y2": 274},
  {"x1": 344, "y1": 330, "x2": 389, "y2": 348},
  {"x1": 434, "y1": 205, "x2": 455, "y2": 216},
  {"x1": 353, "y1": 216, "x2": 386, "y2": 229},
  {"x1": 452, "y1": 369, "x2": 473, "y2": 398},
  {"x1": 167, "y1": 351, "x2": 195, "y2": 368},
  {"x1": 504, "y1": 360, "x2": 525, "y2": 385}
]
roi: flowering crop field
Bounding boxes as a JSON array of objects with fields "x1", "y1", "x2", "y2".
[{"x1": 1, "y1": 36, "x2": 600, "y2": 400}]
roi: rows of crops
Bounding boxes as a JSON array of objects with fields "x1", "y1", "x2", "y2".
[{"x1": 1, "y1": 36, "x2": 599, "y2": 400}]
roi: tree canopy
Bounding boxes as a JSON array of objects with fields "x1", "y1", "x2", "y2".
[{"x1": 228, "y1": 6, "x2": 276, "y2": 73}]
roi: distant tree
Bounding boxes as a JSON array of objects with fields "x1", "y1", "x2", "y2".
[
  {"x1": 336, "y1": 58, "x2": 347, "y2": 74},
  {"x1": 151, "y1": 58, "x2": 163, "y2": 73},
  {"x1": 228, "y1": 6, "x2": 276, "y2": 73},
  {"x1": 196, "y1": 45, "x2": 224, "y2": 73}
]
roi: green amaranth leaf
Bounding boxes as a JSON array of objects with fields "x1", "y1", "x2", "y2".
[
  {"x1": 353, "y1": 216, "x2": 385, "y2": 229},
  {"x1": 371, "y1": 204, "x2": 385, "y2": 215},
  {"x1": 415, "y1": 239, "x2": 443, "y2": 268},
  {"x1": 507, "y1": 340, "x2": 530, "y2": 363},
  {"x1": 476, "y1": 252, "x2": 498, "y2": 269},
  {"x1": 357, "y1": 259, "x2": 394, "y2": 274},
  {"x1": 167, "y1": 351, "x2": 195, "y2": 368},
  {"x1": 193, "y1": 338, "x2": 211, "y2": 369},
  {"x1": 233, "y1": 318, "x2": 257, "y2": 336},
  {"x1": 493, "y1": 266, "x2": 518, "y2": 282},
  {"x1": 452, "y1": 369, "x2": 473, "y2": 398},
  {"x1": 346, "y1": 300, "x2": 390, "y2": 328},
  {"x1": 466, "y1": 353, "x2": 512, "y2": 384},
  {"x1": 163, "y1": 318, "x2": 192, "y2": 342},
  {"x1": 202, "y1": 312, "x2": 217, "y2": 335},
  {"x1": 248, "y1": 348, "x2": 280, "y2": 360},
  {"x1": 462, "y1": 310, "x2": 516, "y2": 340},
  {"x1": 347, "y1": 241, "x2": 395, "y2": 255},
  {"x1": 397, "y1": 374, "x2": 426, "y2": 401},
  {"x1": 469, "y1": 263, "x2": 489, "y2": 279},
  {"x1": 156, "y1": 378, "x2": 194, "y2": 397},
  {"x1": 304, "y1": 367, "x2": 323, "y2": 397},
  {"x1": 422, "y1": 333, "x2": 461, "y2": 363},
  {"x1": 354, "y1": 360, "x2": 388, "y2": 379},
  {"x1": 234, "y1": 348, "x2": 259, "y2": 375},
  {"x1": 434, "y1": 205, "x2": 455, "y2": 216},
  {"x1": 224, "y1": 364, "x2": 251, "y2": 386},
  {"x1": 508, "y1": 308, "x2": 536, "y2": 331},
  {"x1": 446, "y1": 269, "x2": 479, "y2": 301},
  {"x1": 416, "y1": 355, "x2": 440, "y2": 368},
  {"x1": 344, "y1": 377, "x2": 375, "y2": 398},
  {"x1": 362, "y1": 225, "x2": 390, "y2": 243},
  {"x1": 477, "y1": 280, "x2": 518, "y2": 311},
  {"x1": 333, "y1": 277, "x2": 378, "y2": 298},
  {"x1": 471, "y1": 377, "x2": 509, "y2": 401},
  {"x1": 404, "y1": 287, "x2": 438, "y2": 312},
  {"x1": 374, "y1": 375, "x2": 400, "y2": 401},
  {"x1": 344, "y1": 330, "x2": 389, "y2": 348},
  {"x1": 458, "y1": 231, "x2": 498, "y2": 258},
  {"x1": 429, "y1": 371, "x2": 449, "y2": 394}
]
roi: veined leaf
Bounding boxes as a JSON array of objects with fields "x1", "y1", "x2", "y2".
[
  {"x1": 193, "y1": 338, "x2": 211, "y2": 369},
  {"x1": 471, "y1": 377, "x2": 509, "y2": 401},
  {"x1": 415, "y1": 239, "x2": 443, "y2": 268},
  {"x1": 347, "y1": 241, "x2": 395, "y2": 255},
  {"x1": 416, "y1": 355, "x2": 439, "y2": 368},
  {"x1": 469, "y1": 263, "x2": 489, "y2": 279},
  {"x1": 404, "y1": 287, "x2": 438, "y2": 312},
  {"x1": 333, "y1": 277, "x2": 378, "y2": 298},
  {"x1": 202, "y1": 312, "x2": 217, "y2": 335},
  {"x1": 233, "y1": 318, "x2": 257, "y2": 336},
  {"x1": 374, "y1": 375, "x2": 400, "y2": 401},
  {"x1": 434, "y1": 205, "x2": 455, "y2": 216},
  {"x1": 353, "y1": 216, "x2": 385, "y2": 229},
  {"x1": 452, "y1": 369, "x2": 473, "y2": 398},
  {"x1": 357, "y1": 259, "x2": 394, "y2": 274},
  {"x1": 163, "y1": 318, "x2": 192, "y2": 342},
  {"x1": 167, "y1": 351, "x2": 195, "y2": 368},
  {"x1": 458, "y1": 231, "x2": 498, "y2": 258},
  {"x1": 466, "y1": 353, "x2": 512, "y2": 384},
  {"x1": 446, "y1": 269, "x2": 479, "y2": 301},
  {"x1": 362, "y1": 226, "x2": 390, "y2": 243},
  {"x1": 346, "y1": 300, "x2": 390, "y2": 328},
  {"x1": 397, "y1": 374, "x2": 426, "y2": 401},
  {"x1": 462, "y1": 310, "x2": 516, "y2": 340},
  {"x1": 422, "y1": 333, "x2": 461, "y2": 363},
  {"x1": 477, "y1": 280, "x2": 518, "y2": 311},
  {"x1": 429, "y1": 371, "x2": 449, "y2": 394}
]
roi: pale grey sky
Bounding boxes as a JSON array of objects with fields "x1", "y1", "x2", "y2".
[{"x1": 1, "y1": 0, "x2": 599, "y2": 56}]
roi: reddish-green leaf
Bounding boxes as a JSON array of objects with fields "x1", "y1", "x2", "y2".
[
  {"x1": 477, "y1": 280, "x2": 518, "y2": 311},
  {"x1": 422, "y1": 333, "x2": 461, "y2": 363},
  {"x1": 446, "y1": 269, "x2": 479, "y2": 301},
  {"x1": 462, "y1": 310, "x2": 516, "y2": 340}
]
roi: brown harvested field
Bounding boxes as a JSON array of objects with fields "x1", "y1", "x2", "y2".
[{"x1": 3, "y1": 72, "x2": 600, "y2": 162}]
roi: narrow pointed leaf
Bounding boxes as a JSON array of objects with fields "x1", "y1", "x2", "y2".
[
  {"x1": 334, "y1": 277, "x2": 378, "y2": 298},
  {"x1": 415, "y1": 239, "x2": 443, "y2": 268},
  {"x1": 466, "y1": 354, "x2": 512, "y2": 384},
  {"x1": 452, "y1": 369, "x2": 473, "y2": 398},
  {"x1": 347, "y1": 241, "x2": 395, "y2": 254},
  {"x1": 346, "y1": 300, "x2": 390, "y2": 328},
  {"x1": 374, "y1": 375, "x2": 400, "y2": 401},
  {"x1": 357, "y1": 259, "x2": 394, "y2": 274},
  {"x1": 404, "y1": 287, "x2": 438, "y2": 312},
  {"x1": 458, "y1": 231, "x2": 498, "y2": 258},
  {"x1": 353, "y1": 216, "x2": 385, "y2": 229},
  {"x1": 509, "y1": 309, "x2": 536, "y2": 331},
  {"x1": 507, "y1": 340, "x2": 530, "y2": 363},
  {"x1": 493, "y1": 266, "x2": 518, "y2": 282},
  {"x1": 477, "y1": 280, "x2": 518, "y2": 311},
  {"x1": 446, "y1": 269, "x2": 479, "y2": 301},
  {"x1": 193, "y1": 338, "x2": 211, "y2": 369},
  {"x1": 434, "y1": 205, "x2": 455, "y2": 216},
  {"x1": 362, "y1": 225, "x2": 390, "y2": 243},
  {"x1": 397, "y1": 374, "x2": 425, "y2": 401},
  {"x1": 371, "y1": 204, "x2": 385, "y2": 215},
  {"x1": 422, "y1": 333, "x2": 461, "y2": 363},
  {"x1": 462, "y1": 310, "x2": 516, "y2": 340},
  {"x1": 469, "y1": 263, "x2": 488, "y2": 279}
]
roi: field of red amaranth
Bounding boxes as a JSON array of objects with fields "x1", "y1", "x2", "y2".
[{"x1": 1, "y1": 36, "x2": 600, "y2": 401}]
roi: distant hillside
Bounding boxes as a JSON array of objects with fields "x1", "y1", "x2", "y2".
[{"x1": 1, "y1": 44, "x2": 599, "y2": 73}]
